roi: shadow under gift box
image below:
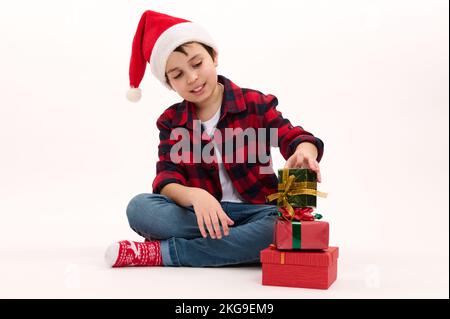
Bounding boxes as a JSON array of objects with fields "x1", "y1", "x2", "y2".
[
  {"x1": 274, "y1": 218, "x2": 329, "y2": 250},
  {"x1": 260, "y1": 247, "x2": 339, "y2": 290}
]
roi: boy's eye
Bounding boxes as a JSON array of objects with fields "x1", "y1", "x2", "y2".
[{"x1": 172, "y1": 62, "x2": 202, "y2": 80}]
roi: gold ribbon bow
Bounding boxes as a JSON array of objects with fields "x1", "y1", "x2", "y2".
[{"x1": 266, "y1": 169, "x2": 328, "y2": 218}]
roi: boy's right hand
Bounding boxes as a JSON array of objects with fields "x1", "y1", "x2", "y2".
[{"x1": 189, "y1": 188, "x2": 234, "y2": 239}]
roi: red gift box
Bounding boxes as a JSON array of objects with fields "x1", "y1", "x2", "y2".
[
  {"x1": 260, "y1": 246, "x2": 339, "y2": 289},
  {"x1": 274, "y1": 218, "x2": 329, "y2": 250}
]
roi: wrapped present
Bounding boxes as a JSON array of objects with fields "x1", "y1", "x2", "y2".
[
  {"x1": 266, "y1": 169, "x2": 327, "y2": 211},
  {"x1": 274, "y1": 206, "x2": 329, "y2": 250},
  {"x1": 274, "y1": 210, "x2": 329, "y2": 250},
  {"x1": 260, "y1": 246, "x2": 339, "y2": 290}
]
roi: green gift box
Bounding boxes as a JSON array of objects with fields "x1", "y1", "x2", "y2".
[{"x1": 276, "y1": 168, "x2": 317, "y2": 208}]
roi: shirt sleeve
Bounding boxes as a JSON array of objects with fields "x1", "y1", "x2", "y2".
[
  {"x1": 152, "y1": 112, "x2": 188, "y2": 194},
  {"x1": 262, "y1": 93, "x2": 324, "y2": 162}
]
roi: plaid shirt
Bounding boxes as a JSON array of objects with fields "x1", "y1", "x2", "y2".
[{"x1": 152, "y1": 75, "x2": 324, "y2": 204}]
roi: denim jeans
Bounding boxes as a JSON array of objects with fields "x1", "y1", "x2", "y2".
[{"x1": 126, "y1": 193, "x2": 278, "y2": 267}]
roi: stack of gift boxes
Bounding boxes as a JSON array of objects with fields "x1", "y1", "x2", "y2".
[{"x1": 260, "y1": 168, "x2": 339, "y2": 290}]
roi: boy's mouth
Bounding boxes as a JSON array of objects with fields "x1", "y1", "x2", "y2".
[{"x1": 190, "y1": 83, "x2": 206, "y2": 94}]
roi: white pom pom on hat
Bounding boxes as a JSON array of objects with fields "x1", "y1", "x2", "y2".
[
  {"x1": 127, "y1": 10, "x2": 219, "y2": 102},
  {"x1": 126, "y1": 88, "x2": 142, "y2": 103}
]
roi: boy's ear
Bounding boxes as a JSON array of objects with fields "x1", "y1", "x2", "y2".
[{"x1": 213, "y1": 50, "x2": 219, "y2": 67}]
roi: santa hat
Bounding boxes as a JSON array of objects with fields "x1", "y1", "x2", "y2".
[{"x1": 127, "y1": 10, "x2": 219, "y2": 102}]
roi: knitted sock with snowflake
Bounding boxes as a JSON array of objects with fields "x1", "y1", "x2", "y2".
[{"x1": 105, "y1": 240, "x2": 162, "y2": 267}]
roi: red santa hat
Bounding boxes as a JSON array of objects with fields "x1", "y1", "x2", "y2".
[{"x1": 127, "y1": 10, "x2": 219, "y2": 102}]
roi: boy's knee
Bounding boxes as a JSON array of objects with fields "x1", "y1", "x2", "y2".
[
  {"x1": 126, "y1": 193, "x2": 152, "y2": 223},
  {"x1": 126, "y1": 193, "x2": 170, "y2": 224},
  {"x1": 125, "y1": 193, "x2": 178, "y2": 240},
  {"x1": 126, "y1": 194, "x2": 143, "y2": 220}
]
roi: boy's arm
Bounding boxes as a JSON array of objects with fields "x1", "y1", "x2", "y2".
[
  {"x1": 152, "y1": 111, "x2": 189, "y2": 200},
  {"x1": 152, "y1": 110, "x2": 223, "y2": 210},
  {"x1": 262, "y1": 93, "x2": 324, "y2": 162},
  {"x1": 160, "y1": 183, "x2": 197, "y2": 207},
  {"x1": 160, "y1": 183, "x2": 220, "y2": 210},
  {"x1": 153, "y1": 111, "x2": 234, "y2": 238},
  {"x1": 285, "y1": 141, "x2": 322, "y2": 182}
]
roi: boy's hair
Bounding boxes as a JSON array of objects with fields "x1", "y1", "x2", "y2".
[{"x1": 165, "y1": 41, "x2": 216, "y2": 88}]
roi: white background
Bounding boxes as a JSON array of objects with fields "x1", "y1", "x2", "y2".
[{"x1": 0, "y1": 0, "x2": 448, "y2": 298}]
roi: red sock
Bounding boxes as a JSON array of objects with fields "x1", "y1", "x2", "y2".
[{"x1": 105, "y1": 240, "x2": 162, "y2": 267}]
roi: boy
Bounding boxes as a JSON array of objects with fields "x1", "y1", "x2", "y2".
[{"x1": 105, "y1": 10, "x2": 323, "y2": 267}]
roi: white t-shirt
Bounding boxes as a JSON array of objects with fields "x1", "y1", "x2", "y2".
[{"x1": 202, "y1": 106, "x2": 245, "y2": 203}]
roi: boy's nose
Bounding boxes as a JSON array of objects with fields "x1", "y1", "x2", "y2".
[{"x1": 187, "y1": 72, "x2": 199, "y2": 84}]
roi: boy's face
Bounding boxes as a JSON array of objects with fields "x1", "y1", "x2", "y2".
[{"x1": 165, "y1": 42, "x2": 219, "y2": 103}]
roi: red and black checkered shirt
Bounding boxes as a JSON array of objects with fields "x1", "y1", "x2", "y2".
[{"x1": 152, "y1": 75, "x2": 324, "y2": 204}]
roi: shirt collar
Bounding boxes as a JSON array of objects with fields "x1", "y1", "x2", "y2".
[{"x1": 171, "y1": 75, "x2": 247, "y2": 129}]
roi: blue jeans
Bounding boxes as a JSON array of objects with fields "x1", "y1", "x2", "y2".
[{"x1": 126, "y1": 193, "x2": 278, "y2": 267}]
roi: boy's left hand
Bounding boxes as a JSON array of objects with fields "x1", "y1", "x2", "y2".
[{"x1": 284, "y1": 142, "x2": 322, "y2": 183}]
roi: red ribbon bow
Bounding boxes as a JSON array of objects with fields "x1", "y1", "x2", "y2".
[{"x1": 278, "y1": 206, "x2": 315, "y2": 221}]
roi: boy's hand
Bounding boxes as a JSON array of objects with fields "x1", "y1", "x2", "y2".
[
  {"x1": 189, "y1": 188, "x2": 234, "y2": 239},
  {"x1": 284, "y1": 142, "x2": 322, "y2": 183}
]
